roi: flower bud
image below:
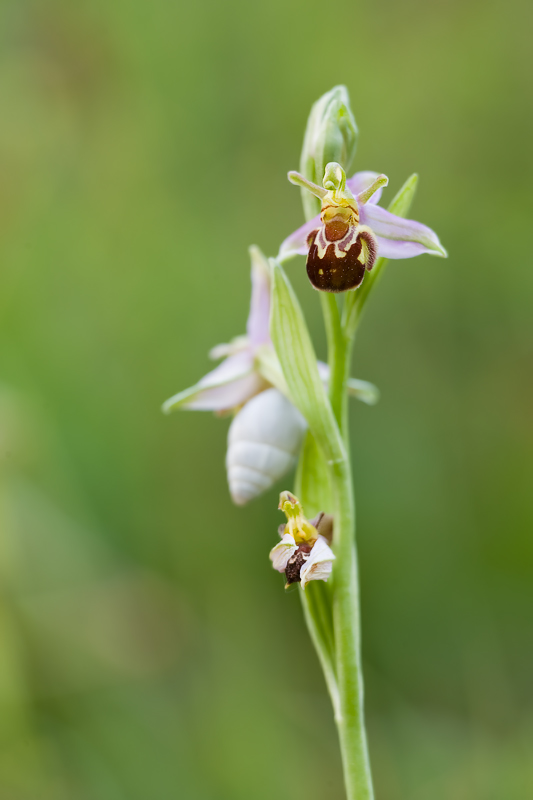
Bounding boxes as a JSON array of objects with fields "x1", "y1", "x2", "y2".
[{"x1": 299, "y1": 86, "x2": 358, "y2": 220}]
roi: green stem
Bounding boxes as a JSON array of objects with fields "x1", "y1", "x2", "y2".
[
  {"x1": 330, "y1": 457, "x2": 373, "y2": 800},
  {"x1": 320, "y1": 293, "x2": 351, "y2": 434},
  {"x1": 321, "y1": 297, "x2": 374, "y2": 799}
]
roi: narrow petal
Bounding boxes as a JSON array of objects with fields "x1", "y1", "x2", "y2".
[
  {"x1": 300, "y1": 535, "x2": 336, "y2": 589},
  {"x1": 277, "y1": 216, "x2": 319, "y2": 261},
  {"x1": 347, "y1": 378, "x2": 380, "y2": 406},
  {"x1": 162, "y1": 351, "x2": 264, "y2": 413},
  {"x1": 309, "y1": 512, "x2": 334, "y2": 543},
  {"x1": 360, "y1": 203, "x2": 447, "y2": 259},
  {"x1": 247, "y1": 246, "x2": 272, "y2": 346},
  {"x1": 270, "y1": 533, "x2": 297, "y2": 572},
  {"x1": 355, "y1": 174, "x2": 388, "y2": 206},
  {"x1": 346, "y1": 171, "x2": 383, "y2": 205}
]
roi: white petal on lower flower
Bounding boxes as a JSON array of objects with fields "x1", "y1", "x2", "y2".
[
  {"x1": 300, "y1": 535, "x2": 336, "y2": 589},
  {"x1": 270, "y1": 534, "x2": 297, "y2": 572}
]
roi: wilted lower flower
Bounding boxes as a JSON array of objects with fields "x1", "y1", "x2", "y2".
[
  {"x1": 279, "y1": 162, "x2": 447, "y2": 293},
  {"x1": 163, "y1": 248, "x2": 379, "y2": 505},
  {"x1": 270, "y1": 491, "x2": 335, "y2": 590}
]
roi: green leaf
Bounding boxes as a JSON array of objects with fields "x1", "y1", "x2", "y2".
[
  {"x1": 388, "y1": 172, "x2": 418, "y2": 217},
  {"x1": 269, "y1": 259, "x2": 344, "y2": 465},
  {"x1": 295, "y1": 430, "x2": 333, "y2": 517}
]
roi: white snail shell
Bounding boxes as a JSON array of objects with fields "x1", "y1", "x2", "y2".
[{"x1": 226, "y1": 388, "x2": 307, "y2": 505}]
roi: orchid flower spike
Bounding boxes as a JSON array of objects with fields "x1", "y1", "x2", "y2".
[
  {"x1": 280, "y1": 163, "x2": 447, "y2": 293},
  {"x1": 269, "y1": 491, "x2": 336, "y2": 590}
]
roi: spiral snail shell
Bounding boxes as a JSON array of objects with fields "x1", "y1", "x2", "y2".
[{"x1": 226, "y1": 388, "x2": 307, "y2": 506}]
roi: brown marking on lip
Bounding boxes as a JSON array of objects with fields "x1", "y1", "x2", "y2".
[
  {"x1": 306, "y1": 232, "x2": 364, "y2": 292},
  {"x1": 325, "y1": 219, "x2": 350, "y2": 241},
  {"x1": 357, "y1": 229, "x2": 377, "y2": 271},
  {"x1": 285, "y1": 544, "x2": 312, "y2": 585},
  {"x1": 306, "y1": 228, "x2": 319, "y2": 248}
]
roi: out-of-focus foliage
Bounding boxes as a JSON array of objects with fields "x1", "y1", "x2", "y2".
[{"x1": 0, "y1": 0, "x2": 531, "y2": 798}]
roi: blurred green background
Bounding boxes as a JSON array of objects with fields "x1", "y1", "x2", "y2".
[{"x1": 0, "y1": 0, "x2": 532, "y2": 798}]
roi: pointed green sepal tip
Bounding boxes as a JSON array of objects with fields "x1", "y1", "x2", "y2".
[
  {"x1": 288, "y1": 170, "x2": 328, "y2": 199},
  {"x1": 388, "y1": 173, "x2": 418, "y2": 218},
  {"x1": 248, "y1": 244, "x2": 272, "y2": 276},
  {"x1": 388, "y1": 173, "x2": 447, "y2": 258},
  {"x1": 358, "y1": 174, "x2": 389, "y2": 204},
  {"x1": 347, "y1": 378, "x2": 380, "y2": 406}
]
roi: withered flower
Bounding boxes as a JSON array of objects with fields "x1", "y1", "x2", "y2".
[{"x1": 269, "y1": 492, "x2": 335, "y2": 590}]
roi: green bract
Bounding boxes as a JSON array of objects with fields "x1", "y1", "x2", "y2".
[
  {"x1": 299, "y1": 85, "x2": 358, "y2": 221},
  {"x1": 269, "y1": 259, "x2": 346, "y2": 466}
]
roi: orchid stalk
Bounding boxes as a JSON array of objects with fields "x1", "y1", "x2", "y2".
[
  {"x1": 268, "y1": 87, "x2": 446, "y2": 800},
  {"x1": 164, "y1": 85, "x2": 446, "y2": 800}
]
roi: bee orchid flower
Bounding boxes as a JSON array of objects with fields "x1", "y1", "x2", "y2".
[
  {"x1": 270, "y1": 492, "x2": 336, "y2": 590},
  {"x1": 163, "y1": 248, "x2": 379, "y2": 505},
  {"x1": 278, "y1": 164, "x2": 447, "y2": 292}
]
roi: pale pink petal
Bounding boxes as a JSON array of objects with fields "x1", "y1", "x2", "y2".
[
  {"x1": 360, "y1": 203, "x2": 447, "y2": 259},
  {"x1": 162, "y1": 351, "x2": 265, "y2": 413},
  {"x1": 184, "y1": 372, "x2": 266, "y2": 412},
  {"x1": 247, "y1": 249, "x2": 272, "y2": 346},
  {"x1": 278, "y1": 216, "x2": 320, "y2": 261}
]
